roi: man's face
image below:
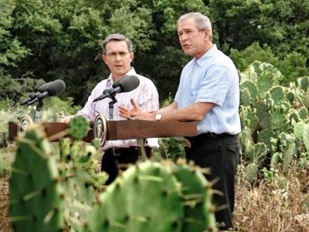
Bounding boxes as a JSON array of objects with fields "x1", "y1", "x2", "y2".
[
  {"x1": 102, "y1": 40, "x2": 134, "y2": 80},
  {"x1": 178, "y1": 18, "x2": 208, "y2": 59}
]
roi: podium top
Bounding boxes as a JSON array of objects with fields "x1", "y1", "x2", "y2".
[{"x1": 8, "y1": 120, "x2": 198, "y2": 142}]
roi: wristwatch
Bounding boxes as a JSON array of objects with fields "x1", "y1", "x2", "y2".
[{"x1": 155, "y1": 113, "x2": 162, "y2": 121}]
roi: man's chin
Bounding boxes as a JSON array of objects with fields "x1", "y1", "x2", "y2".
[
  {"x1": 114, "y1": 70, "x2": 126, "y2": 76},
  {"x1": 183, "y1": 50, "x2": 193, "y2": 56}
]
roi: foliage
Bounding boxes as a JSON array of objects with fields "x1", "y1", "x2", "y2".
[
  {"x1": 0, "y1": 96, "x2": 79, "y2": 139},
  {"x1": 239, "y1": 61, "x2": 309, "y2": 183},
  {"x1": 1, "y1": 0, "x2": 172, "y2": 105},
  {"x1": 0, "y1": 76, "x2": 46, "y2": 104},
  {"x1": 1, "y1": 138, "x2": 308, "y2": 231},
  {"x1": 89, "y1": 160, "x2": 217, "y2": 232},
  {"x1": 153, "y1": 137, "x2": 186, "y2": 162},
  {"x1": 207, "y1": 0, "x2": 309, "y2": 57},
  {"x1": 0, "y1": 147, "x2": 15, "y2": 177},
  {"x1": 42, "y1": 96, "x2": 80, "y2": 116},
  {"x1": 1, "y1": 0, "x2": 307, "y2": 106},
  {"x1": 207, "y1": 0, "x2": 309, "y2": 85},
  {"x1": 0, "y1": 0, "x2": 30, "y2": 67},
  {"x1": 230, "y1": 43, "x2": 309, "y2": 85},
  {"x1": 9, "y1": 123, "x2": 106, "y2": 231},
  {"x1": 7, "y1": 123, "x2": 217, "y2": 231},
  {"x1": 230, "y1": 42, "x2": 279, "y2": 73},
  {"x1": 0, "y1": 103, "x2": 29, "y2": 134}
]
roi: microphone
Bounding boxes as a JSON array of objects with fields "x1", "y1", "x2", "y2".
[
  {"x1": 93, "y1": 75, "x2": 140, "y2": 102},
  {"x1": 21, "y1": 79, "x2": 66, "y2": 105}
]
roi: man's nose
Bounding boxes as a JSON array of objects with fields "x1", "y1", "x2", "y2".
[
  {"x1": 179, "y1": 34, "x2": 187, "y2": 42},
  {"x1": 115, "y1": 54, "x2": 122, "y2": 60}
]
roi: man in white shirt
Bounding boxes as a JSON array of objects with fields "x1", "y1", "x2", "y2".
[{"x1": 64, "y1": 34, "x2": 159, "y2": 184}]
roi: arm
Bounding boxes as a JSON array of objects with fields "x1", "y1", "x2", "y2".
[
  {"x1": 157, "y1": 101, "x2": 214, "y2": 122},
  {"x1": 119, "y1": 99, "x2": 213, "y2": 122}
]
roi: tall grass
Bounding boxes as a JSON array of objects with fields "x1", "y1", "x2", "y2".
[
  {"x1": 234, "y1": 161, "x2": 309, "y2": 231},
  {"x1": 0, "y1": 176, "x2": 11, "y2": 232}
]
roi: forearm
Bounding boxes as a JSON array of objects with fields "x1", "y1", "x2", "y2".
[
  {"x1": 119, "y1": 100, "x2": 211, "y2": 122},
  {"x1": 155, "y1": 102, "x2": 213, "y2": 122},
  {"x1": 156, "y1": 101, "x2": 178, "y2": 114},
  {"x1": 155, "y1": 108, "x2": 197, "y2": 122}
]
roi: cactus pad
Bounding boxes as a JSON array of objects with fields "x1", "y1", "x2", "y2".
[
  {"x1": 172, "y1": 161, "x2": 217, "y2": 232},
  {"x1": 68, "y1": 115, "x2": 89, "y2": 140},
  {"x1": 87, "y1": 161, "x2": 184, "y2": 232},
  {"x1": 9, "y1": 124, "x2": 64, "y2": 232}
]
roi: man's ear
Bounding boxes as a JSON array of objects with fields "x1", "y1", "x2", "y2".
[
  {"x1": 102, "y1": 54, "x2": 107, "y2": 64},
  {"x1": 204, "y1": 28, "x2": 211, "y2": 40},
  {"x1": 130, "y1": 52, "x2": 134, "y2": 62}
]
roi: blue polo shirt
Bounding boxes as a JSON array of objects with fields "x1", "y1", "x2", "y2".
[{"x1": 175, "y1": 45, "x2": 241, "y2": 135}]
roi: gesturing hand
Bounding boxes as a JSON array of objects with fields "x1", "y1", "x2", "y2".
[{"x1": 119, "y1": 99, "x2": 142, "y2": 120}]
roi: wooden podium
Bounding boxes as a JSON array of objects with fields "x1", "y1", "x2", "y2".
[{"x1": 8, "y1": 120, "x2": 198, "y2": 142}]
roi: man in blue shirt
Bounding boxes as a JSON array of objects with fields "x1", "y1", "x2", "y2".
[{"x1": 119, "y1": 12, "x2": 241, "y2": 230}]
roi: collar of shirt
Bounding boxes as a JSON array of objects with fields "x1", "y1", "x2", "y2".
[
  {"x1": 194, "y1": 44, "x2": 218, "y2": 68},
  {"x1": 105, "y1": 67, "x2": 137, "y2": 89}
]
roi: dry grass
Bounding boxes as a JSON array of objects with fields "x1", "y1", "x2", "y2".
[
  {"x1": 0, "y1": 159, "x2": 308, "y2": 231},
  {"x1": 234, "y1": 161, "x2": 309, "y2": 232},
  {"x1": 0, "y1": 177, "x2": 11, "y2": 232}
]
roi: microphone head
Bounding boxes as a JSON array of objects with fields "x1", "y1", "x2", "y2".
[
  {"x1": 112, "y1": 75, "x2": 140, "y2": 93},
  {"x1": 38, "y1": 79, "x2": 66, "y2": 96}
]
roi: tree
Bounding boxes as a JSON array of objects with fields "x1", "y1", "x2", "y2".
[
  {"x1": 207, "y1": 0, "x2": 309, "y2": 83},
  {"x1": 0, "y1": 0, "x2": 308, "y2": 105}
]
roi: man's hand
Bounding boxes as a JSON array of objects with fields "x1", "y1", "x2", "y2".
[
  {"x1": 119, "y1": 99, "x2": 153, "y2": 120},
  {"x1": 58, "y1": 115, "x2": 74, "y2": 124}
]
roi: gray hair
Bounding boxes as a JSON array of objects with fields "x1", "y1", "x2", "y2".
[
  {"x1": 178, "y1": 12, "x2": 212, "y2": 40},
  {"x1": 102, "y1": 34, "x2": 134, "y2": 54}
]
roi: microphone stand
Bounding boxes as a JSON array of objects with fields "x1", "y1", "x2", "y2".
[
  {"x1": 107, "y1": 93, "x2": 147, "y2": 160},
  {"x1": 108, "y1": 94, "x2": 117, "y2": 120},
  {"x1": 33, "y1": 99, "x2": 44, "y2": 122},
  {"x1": 18, "y1": 97, "x2": 43, "y2": 132},
  {"x1": 97, "y1": 91, "x2": 148, "y2": 160}
]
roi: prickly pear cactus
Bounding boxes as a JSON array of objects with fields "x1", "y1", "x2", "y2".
[
  {"x1": 9, "y1": 124, "x2": 64, "y2": 232},
  {"x1": 59, "y1": 137, "x2": 107, "y2": 231},
  {"x1": 87, "y1": 161, "x2": 184, "y2": 232},
  {"x1": 294, "y1": 122, "x2": 309, "y2": 152},
  {"x1": 304, "y1": 124, "x2": 309, "y2": 152},
  {"x1": 244, "y1": 162, "x2": 259, "y2": 183},
  {"x1": 9, "y1": 119, "x2": 106, "y2": 232},
  {"x1": 239, "y1": 61, "x2": 309, "y2": 179},
  {"x1": 68, "y1": 115, "x2": 89, "y2": 140},
  {"x1": 240, "y1": 80, "x2": 258, "y2": 106},
  {"x1": 171, "y1": 159, "x2": 217, "y2": 232},
  {"x1": 86, "y1": 160, "x2": 218, "y2": 232}
]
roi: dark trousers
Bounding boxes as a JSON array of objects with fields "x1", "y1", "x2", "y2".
[
  {"x1": 185, "y1": 133, "x2": 240, "y2": 230},
  {"x1": 101, "y1": 146, "x2": 152, "y2": 185}
]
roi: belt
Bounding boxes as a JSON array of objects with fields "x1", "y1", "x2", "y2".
[
  {"x1": 111, "y1": 146, "x2": 152, "y2": 157},
  {"x1": 202, "y1": 132, "x2": 233, "y2": 138},
  {"x1": 185, "y1": 133, "x2": 236, "y2": 149},
  {"x1": 112, "y1": 147, "x2": 139, "y2": 155}
]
